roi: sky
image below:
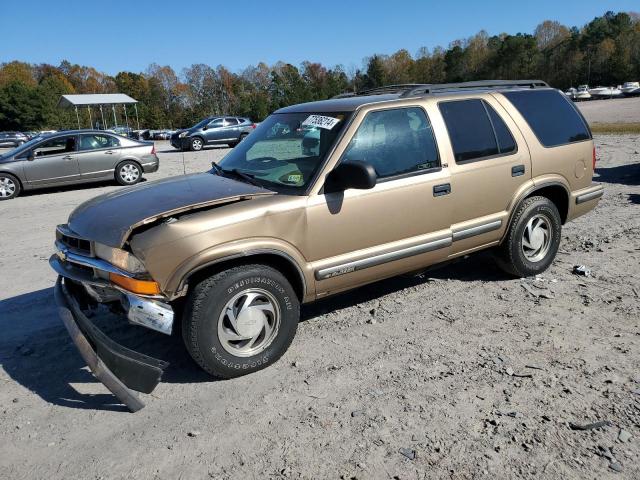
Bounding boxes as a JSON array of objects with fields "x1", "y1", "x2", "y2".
[{"x1": 1, "y1": 0, "x2": 638, "y2": 76}]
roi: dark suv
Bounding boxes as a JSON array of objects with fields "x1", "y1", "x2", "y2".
[{"x1": 171, "y1": 116, "x2": 255, "y2": 151}]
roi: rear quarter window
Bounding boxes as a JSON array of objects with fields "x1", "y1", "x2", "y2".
[{"x1": 502, "y1": 90, "x2": 591, "y2": 147}]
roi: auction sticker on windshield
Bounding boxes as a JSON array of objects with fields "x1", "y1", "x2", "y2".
[{"x1": 302, "y1": 115, "x2": 341, "y2": 130}]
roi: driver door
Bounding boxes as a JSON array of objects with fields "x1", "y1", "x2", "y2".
[
  {"x1": 23, "y1": 135, "x2": 80, "y2": 186},
  {"x1": 305, "y1": 106, "x2": 453, "y2": 298},
  {"x1": 203, "y1": 118, "x2": 225, "y2": 143}
]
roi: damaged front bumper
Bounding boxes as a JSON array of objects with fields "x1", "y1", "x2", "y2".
[
  {"x1": 54, "y1": 278, "x2": 168, "y2": 411},
  {"x1": 50, "y1": 243, "x2": 173, "y2": 411}
]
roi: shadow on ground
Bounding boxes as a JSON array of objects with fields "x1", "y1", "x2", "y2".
[
  {"x1": 1, "y1": 252, "x2": 507, "y2": 412},
  {"x1": 18, "y1": 178, "x2": 148, "y2": 199},
  {"x1": 595, "y1": 162, "x2": 640, "y2": 186}
]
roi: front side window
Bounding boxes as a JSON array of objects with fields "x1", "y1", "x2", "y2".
[
  {"x1": 502, "y1": 90, "x2": 591, "y2": 147},
  {"x1": 208, "y1": 119, "x2": 224, "y2": 128},
  {"x1": 439, "y1": 99, "x2": 516, "y2": 163},
  {"x1": 341, "y1": 107, "x2": 440, "y2": 179},
  {"x1": 33, "y1": 136, "x2": 77, "y2": 157},
  {"x1": 218, "y1": 111, "x2": 351, "y2": 193},
  {"x1": 79, "y1": 134, "x2": 120, "y2": 151}
]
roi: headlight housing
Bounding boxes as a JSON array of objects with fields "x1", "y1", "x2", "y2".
[
  {"x1": 178, "y1": 131, "x2": 188, "y2": 138},
  {"x1": 94, "y1": 243, "x2": 147, "y2": 274}
]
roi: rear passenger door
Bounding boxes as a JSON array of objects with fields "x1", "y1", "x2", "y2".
[
  {"x1": 436, "y1": 97, "x2": 531, "y2": 255},
  {"x1": 76, "y1": 133, "x2": 122, "y2": 179},
  {"x1": 224, "y1": 117, "x2": 240, "y2": 141}
]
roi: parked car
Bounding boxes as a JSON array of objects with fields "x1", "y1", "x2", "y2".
[
  {"x1": 0, "y1": 131, "x2": 28, "y2": 148},
  {"x1": 107, "y1": 125, "x2": 134, "y2": 137},
  {"x1": 151, "y1": 130, "x2": 172, "y2": 140},
  {"x1": 51, "y1": 80, "x2": 603, "y2": 411},
  {"x1": 0, "y1": 130, "x2": 159, "y2": 200},
  {"x1": 171, "y1": 116, "x2": 256, "y2": 151}
]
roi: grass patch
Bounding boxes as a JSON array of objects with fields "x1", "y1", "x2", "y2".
[{"x1": 590, "y1": 122, "x2": 640, "y2": 134}]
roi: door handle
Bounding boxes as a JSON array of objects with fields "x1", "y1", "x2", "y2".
[
  {"x1": 433, "y1": 183, "x2": 451, "y2": 197},
  {"x1": 62, "y1": 155, "x2": 74, "y2": 161},
  {"x1": 512, "y1": 165, "x2": 525, "y2": 177},
  {"x1": 105, "y1": 150, "x2": 114, "y2": 154}
]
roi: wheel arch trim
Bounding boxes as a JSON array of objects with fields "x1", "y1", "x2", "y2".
[
  {"x1": 501, "y1": 179, "x2": 570, "y2": 243},
  {"x1": 172, "y1": 248, "x2": 309, "y2": 301}
]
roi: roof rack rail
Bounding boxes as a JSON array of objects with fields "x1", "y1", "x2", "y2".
[
  {"x1": 399, "y1": 80, "x2": 549, "y2": 97},
  {"x1": 332, "y1": 80, "x2": 549, "y2": 99},
  {"x1": 331, "y1": 84, "x2": 427, "y2": 99}
]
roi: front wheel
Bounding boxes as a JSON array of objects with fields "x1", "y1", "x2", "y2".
[
  {"x1": 496, "y1": 196, "x2": 562, "y2": 277},
  {"x1": 190, "y1": 137, "x2": 204, "y2": 151},
  {"x1": 182, "y1": 264, "x2": 300, "y2": 378},
  {"x1": 0, "y1": 173, "x2": 20, "y2": 200},
  {"x1": 115, "y1": 160, "x2": 142, "y2": 186}
]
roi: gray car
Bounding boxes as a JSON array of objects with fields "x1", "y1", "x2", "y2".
[
  {"x1": 170, "y1": 116, "x2": 256, "y2": 151},
  {"x1": 0, "y1": 130, "x2": 159, "y2": 200},
  {"x1": 0, "y1": 131, "x2": 28, "y2": 148}
]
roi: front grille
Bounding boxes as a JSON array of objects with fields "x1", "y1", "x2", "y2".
[{"x1": 56, "y1": 225, "x2": 92, "y2": 256}]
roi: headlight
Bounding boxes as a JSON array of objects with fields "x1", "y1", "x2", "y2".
[
  {"x1": 94, "y1": 243, "x2": 147, "y2": 274},
  {"x1": 178, "y1": 131, "x2": 188, "y2": 138}
]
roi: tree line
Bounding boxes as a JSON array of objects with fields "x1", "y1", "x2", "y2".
[{"x1": 0, "y1": 10, "x2": 638, "y2": 131}]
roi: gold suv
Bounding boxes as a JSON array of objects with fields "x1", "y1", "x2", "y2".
[{"x1": 51, "y1": 80, "x2": 603, "y2": 410}]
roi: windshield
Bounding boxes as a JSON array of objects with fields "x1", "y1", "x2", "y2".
[{"x1": 216, "y1": 111, "x2": 351, "y2": 193}]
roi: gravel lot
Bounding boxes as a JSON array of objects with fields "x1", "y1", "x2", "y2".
[
  {"x1": 577, "y1": 96, "x2": 640, "y2": 124},
  {"x1": 0, "y1": 128, "x2": 639, "y2": 478}
]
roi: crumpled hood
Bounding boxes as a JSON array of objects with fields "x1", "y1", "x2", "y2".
[{"x1": 67, "y1": 173, "x2": 275, "y2": 248}]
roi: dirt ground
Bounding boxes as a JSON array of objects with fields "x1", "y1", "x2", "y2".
[{"x1": 0, "y1": 128, "x2": 639, "y2": 478}]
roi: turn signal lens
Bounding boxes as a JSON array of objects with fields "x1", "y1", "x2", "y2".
[
  {"x1": 592, "y1": 146, "x2": 597, "y2": 171},
  {"x1": 109, "y1": 273, "x2": 161, "y2": 295}
]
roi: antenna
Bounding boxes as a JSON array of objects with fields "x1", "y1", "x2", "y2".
[{"x1": 182, "y1": 151, "x2": 186, "y2": 176}]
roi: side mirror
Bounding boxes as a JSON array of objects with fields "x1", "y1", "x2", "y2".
[
  {"x1": 202, "y1": 125, "x2": 208, "y2": 131},
  {"x1": 325, "y1": 160, "x2": 377, "y2": 193},
  {"x1": 27, "y1": 150, "x2": 35, "y2": 161}
]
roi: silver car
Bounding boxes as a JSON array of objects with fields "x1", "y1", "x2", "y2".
[{"x1": 0, "y1": 130, "x2": 159, "y2": 200}]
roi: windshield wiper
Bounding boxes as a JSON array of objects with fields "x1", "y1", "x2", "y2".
[
  {"x1": 211, "y1": 162, "x2": 261, "y2": 187},
  {"x1": 227, "y1": 168, "x2": 261, "y2": 187}
]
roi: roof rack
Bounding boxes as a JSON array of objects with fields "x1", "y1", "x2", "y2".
[{"x1": 332, "y1": 80, "x2": 549, "y2": 99}]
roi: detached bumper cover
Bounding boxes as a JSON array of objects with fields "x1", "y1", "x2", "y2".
[{"x1": 54, "y1": 277, "x2": 168, "y2": 412}]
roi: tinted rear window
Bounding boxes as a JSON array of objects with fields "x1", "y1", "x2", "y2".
[
  {"x1": 502, "y1": 90, "x2": 591, "y2": 147},
  {"x1": 439, "y1": 99, "x2": 499, "y2": 162}
]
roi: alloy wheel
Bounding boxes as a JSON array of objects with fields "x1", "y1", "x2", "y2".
[
  {"x1": 120, "y1": 164, "x2": 140, "y2": 184},
  {"x1": 522, "y1": 214, "x2": 552, "y2": 262},
  {"x1": 0, "y1": 177, "x2": 16, "y2": 198},
  {"x1": 217, "y1": 288, "x2": 281, "y2": 357}
]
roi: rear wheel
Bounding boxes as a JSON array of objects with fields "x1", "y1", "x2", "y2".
[
  {"x1": 182, "y1": 264, "x2": 300, "y2": 379},
  {"x1": 496, "y1": 196, "x2": 561, "y2": 277},
  {"x1": 0, "y1": 173, "x2": 20, "y2": 200},
  {"x1": 115, "y1": 161, "x2": 142, "y2": 186},
  {"x1": 190, "y1": 137, "x2": 204, "y2": 151}
]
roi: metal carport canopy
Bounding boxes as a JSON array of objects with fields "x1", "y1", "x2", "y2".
[
  {"x1": 58, "y1": 94, "x2": 140, "y2": 130},
  {"x1": 58, "y1": 93, "x2": 138, "y2": 107}
]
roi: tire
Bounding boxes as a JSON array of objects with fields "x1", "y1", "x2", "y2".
[
  {"x1": 496, "y1": 196, "x2": 562, "y2": 277},
  {"x1": 0, "y1": 173, "x2": 21, "y2": 200},
  {"x1": 115, "y1": 160, "x2": 142, "y2": 186},
  {"x1": 190, "y1": 137, "x2": 204, "y2": 151},
  {"x1": 182, "y1": 264, "x2": 300, "y2": 379}
]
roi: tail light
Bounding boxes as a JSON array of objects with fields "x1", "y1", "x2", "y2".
[
  {"x1": 592, "y1": 145, "x2": 596, "y2": 171},
  {"x1": 151, "y1": 144, "x2": 156, "y2": 155},
  {"x1": 252, "y1": 123, "x2": 257, "y2": 129}
]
